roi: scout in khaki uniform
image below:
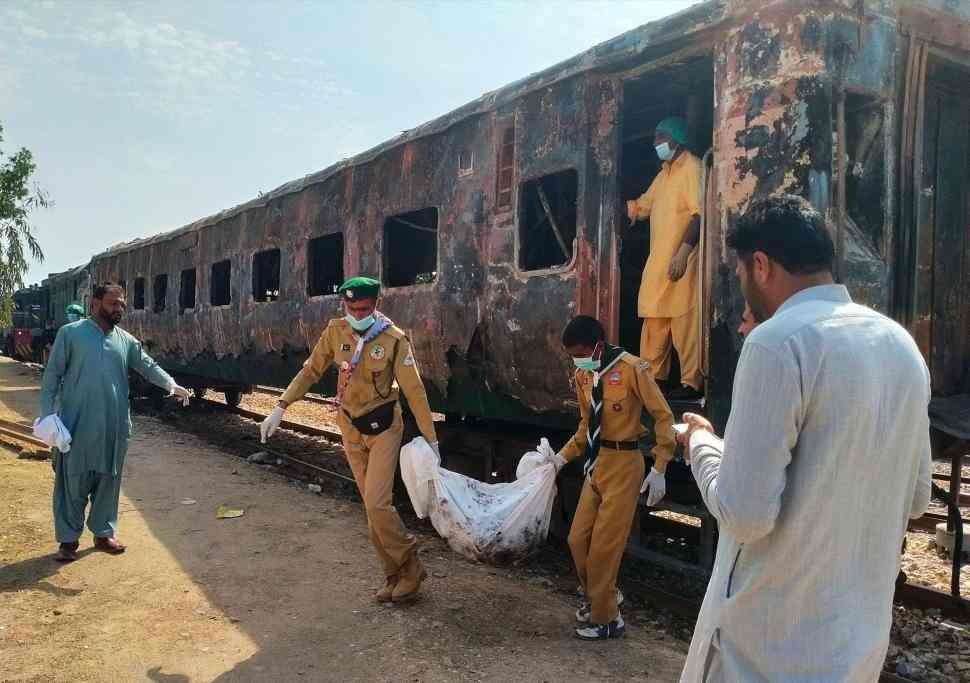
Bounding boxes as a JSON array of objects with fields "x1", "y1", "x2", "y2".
[
  {"x1": 260, "y1": 276, "x2": 439, "y2": 604},
  {"x1": 626, "y1": 116, "x2": 703, "y2": 400},
  {"x1": 546, "y1": 316, "x2": 675, "y2": 640}
]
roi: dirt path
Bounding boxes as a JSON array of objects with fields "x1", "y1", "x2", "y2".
[{"x1": 0, "y1": 357, "x2": 687, "y2": 682}]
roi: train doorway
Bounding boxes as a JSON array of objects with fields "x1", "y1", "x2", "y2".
[
  {"x1": 616, "y1": 56, "x2": 714, "y2": 389},
  {"x1": 914, "y1": 57, "x2": 970, "y2": 397}
]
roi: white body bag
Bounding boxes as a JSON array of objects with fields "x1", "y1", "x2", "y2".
[{"x1": 399, "y1": 436, "x2": 557, "y2": 563}]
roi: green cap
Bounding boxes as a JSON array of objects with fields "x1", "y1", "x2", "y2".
[
  {"x1": 338, "y1": 276, "x2": 380, "y2": 301},
  {"x1": 656, "y1": 117, "x2": 689, "y2": 145},
  {"x1": 66, "y1": 303, "x2": 84, "y2": 315}
]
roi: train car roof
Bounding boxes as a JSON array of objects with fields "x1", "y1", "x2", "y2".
[{"x1": 93, "y1": 0, "x2": 725, "y2": 261}]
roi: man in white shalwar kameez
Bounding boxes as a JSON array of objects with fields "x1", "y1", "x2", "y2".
[{"x1": 678, "y1": 195, "x2": 932, "y2": 682}]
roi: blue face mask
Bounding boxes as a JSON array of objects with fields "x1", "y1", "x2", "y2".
[
  {"x1": 573, "y1": 356, "x2": 601, "y2": 372},
  {"x1": 655, "y1": 142, "x2": 674, "y2": 161},
  {"x1": 346, "y1": 314, "x2": 376, "y2": 332}
]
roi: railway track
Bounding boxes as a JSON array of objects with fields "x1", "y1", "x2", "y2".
[
  {"x1": 181, "y1": 394, "x2": 970, "y2": 623},
  {"x1": 0, "y1": 416, "x2": 50, "y2": 450}
]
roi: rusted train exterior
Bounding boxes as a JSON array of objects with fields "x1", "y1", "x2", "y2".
[{"x1": 87, "y1": 0, "x2": 970, "y2": 430}]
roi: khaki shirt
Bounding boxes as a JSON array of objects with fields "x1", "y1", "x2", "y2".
[
  {"x1": 559, "y1": 353, "x2": 676, "y2": 473},
  {"x1": 626, "y1": 151, "x2": 702, "y2": 319},
  {"x1": 280, "y1": 318, "x2": 437, "y2": 443}
]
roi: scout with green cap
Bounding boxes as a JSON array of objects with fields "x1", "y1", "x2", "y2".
[
  {"x1": 625, "y1": 115, "x2": 704, "y2": 403},
  {"x1": 261, "y1": 275, "x2": 439, "y2": 604}
]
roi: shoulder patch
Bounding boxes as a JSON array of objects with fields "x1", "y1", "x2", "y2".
[
  {"x1": 637, "y1": 360, "x2": 650, "y2": 372},
  {"x1": 402, "y1": 350, "x2": 415, "y2": 367}
]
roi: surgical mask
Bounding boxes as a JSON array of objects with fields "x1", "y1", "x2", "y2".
[
  {"x1": 573, "y1": 356, "x2": 601, "y2": 372},
  {"x1": 655, "y1": 142, "x2": 674, "y2": 161},
  {"x1": 345, "y1": 314, "x2": 376, "y2": 332}
]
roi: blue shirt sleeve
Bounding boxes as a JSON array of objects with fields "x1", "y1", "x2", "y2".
[
  {"x1": 40, "y1": 326, "x2": 69, "y2": 417},
  {"x1": 126, "y1": 335, "x2": 174, "y2": 391}
]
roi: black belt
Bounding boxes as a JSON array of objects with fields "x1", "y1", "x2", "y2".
[{"x1": 601, "y1": 440, "x2": 639, "y2": 451}]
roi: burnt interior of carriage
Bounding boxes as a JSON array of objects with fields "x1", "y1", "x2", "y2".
[
  {"x1": 153, "y1": 274, "x2": 167, "y2": 313},
  {"x1": 133, "y1": 277, "x2": 145, "y2": 310},
  {"x1": 179, "y1": 268, "x2": 195, "y2": 313},
  {"x1": 307, "y1": 233, "x2": 344, "y2": 297},
  {"x1": 253, "y1": 249, "x2": 281, "y2": 302},
  {"x1": 617, "y1": 56, "x2": 715, "y2": 381},
  {"x1": 517, "y1": 169, "x2": 578, "y2": 271},
  {"x1": 211, "y1": 259, "x2": 231, "y2": 306},
  {"x1": 383, "y1": 208, "x2": 438, "y2": 287}
]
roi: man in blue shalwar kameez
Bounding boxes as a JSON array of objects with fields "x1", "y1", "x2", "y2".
[{"x1": 39, "y1": 283, "x2": 191, "y2": 561}]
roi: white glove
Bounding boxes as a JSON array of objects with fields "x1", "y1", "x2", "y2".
[
  {"x1": 169, "y1": 384, "x2": 191, "y2": 407},
  {"x1": 640, "y1": 467, "x2": 666, "y2": 506},
  {"x1": 429, "y1": 441, "x2": 441, "y2": 460},
  {"x1": 260, "y1": 406, "x2": 285, "y2": 443},
  {"x1": 549, "y1": 451, "x2": 567, "y2": 472}
]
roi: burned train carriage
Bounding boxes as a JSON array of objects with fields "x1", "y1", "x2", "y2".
[{"x1": 90, "y1": 0, "x2": 970, "y2": 433}]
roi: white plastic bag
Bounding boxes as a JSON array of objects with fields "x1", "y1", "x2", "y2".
[{"x1": 400, "y1": 437, "x2": 557, "y2": 563}]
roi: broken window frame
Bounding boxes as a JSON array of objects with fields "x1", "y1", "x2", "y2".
[
  {"x1": 252, "y1": 248, "x2": 282, "y2": 303},
  {"x1": 153, "y1": 274, "x2": 168, "y2": 313},
  {"x1": 495, "y1": 119, "x2": 516, "y2": 210},
  {"x1": 382, "y1": 207, "x2": 439, "y2": 288},
  {"x1": 179, "y1": 268, "x2": 196, "y2": 314},
  {"x1": 133, "y1": 277, "x2": 146, "y2": 310},
  {"x1": 515, "y1": 167, "x2": 580, "y2": 275},
  {"x1": 210, "y1": 259, "x2": 232, "y2": 306},
  {"x1": 307, "y1": 232, "x2": 345, "y2": 298}
]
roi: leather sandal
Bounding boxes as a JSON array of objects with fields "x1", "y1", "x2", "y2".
[
  {"x1": 56, "y1": 542, "x2": 79, "y2": 562},
  {"x1": 93, "y1": 536, "x2": 126, "y2": 554}
]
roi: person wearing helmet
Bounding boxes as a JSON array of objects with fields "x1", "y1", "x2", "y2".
[
  {"x1": 626, "y1": 117, "x2": 703, "y2": 401},
  {"x1": 65, "y1": 303, "x2": 84, "y2": 324}
]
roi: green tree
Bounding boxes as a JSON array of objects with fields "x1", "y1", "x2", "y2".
[{"x1": 0, "y1": 123, "x2": 47, "y2": 328}]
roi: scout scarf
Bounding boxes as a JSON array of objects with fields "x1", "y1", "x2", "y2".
[
  {"x1": 582, "y1": 343, "x2": 627, "y2": 479},
  {"x1": 336, "y1": 311, "x2": 393, "y2": 405}
]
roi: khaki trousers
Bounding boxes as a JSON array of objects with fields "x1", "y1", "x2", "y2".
[
  {"x1": 339, "y1": 404, "x2": 416, "y2": 577},
  {"x1": 567, "y1": 449, "x2": 645, "y2": 624},
  {"x1": 640, "y1": 309, "x2": 702, "y2": 390}
]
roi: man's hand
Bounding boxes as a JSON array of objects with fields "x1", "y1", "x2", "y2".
[
  {"x1": 668, "y1": 243, "x2": 693, "y2": 281},
  {"x1": 260, "y1": 406, "x2": 285, "y2": 443},
  {"x1": 640, "y1": 467, "x2": 666, "y2": 506},
  {"x1": 170, "y1": 384, "x2": 191, "y2": 406},
  {"x1": 677, "y1": 412, "x2": 715, "y2": 460}
]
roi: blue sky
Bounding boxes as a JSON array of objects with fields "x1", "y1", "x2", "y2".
[{"x1": 1, "y1": 0, "x2": 697, "y2": 286}]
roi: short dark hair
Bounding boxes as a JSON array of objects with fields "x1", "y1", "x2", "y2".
[
  {"x1": 92, "y1": 282, "x2": 124, "y2": 300},
  {"x1": 726, "y1": 194, "x2": 835, "y2": 274},
  {"x1": 562, "y1": 315, "x2": 605, "y2": 347}
]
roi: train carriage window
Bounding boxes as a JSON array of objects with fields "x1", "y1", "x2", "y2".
[
  {"x1": 179, "y1": 268, "x2": 196, "y2": 313},
  {"x1": 253, "y1": 249, "x2": 281, "y2": 302},
  {"x1": 133, "y1": 278, "x2": 145, "y2": 310},
  {"x1": 496, "y1": 123, "x2": 515, "y2": 209},
  {"x1": 153, "y1": 274, "x2": 168, "y2": 313},
  {"x1": 383, "y1": 208, "x2": 438, "y2": 287},
  {"x1": 518, "y1": 169, "x2": 578, "y2": 271},
  {"x1": 307, "y1": 234, "x2": 344, "y2": 297},
  {"x1": 211, "y1": 260, "x2": 231, "y2": 306}
]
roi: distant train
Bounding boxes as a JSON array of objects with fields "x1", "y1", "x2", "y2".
[{"x1": 16, "y1": 1, "x2": 970, "y2": 433}]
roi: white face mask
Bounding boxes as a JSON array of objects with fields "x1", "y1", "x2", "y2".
[{"x1": 655, "y1": 142, "x2": 674, "y2": 161}]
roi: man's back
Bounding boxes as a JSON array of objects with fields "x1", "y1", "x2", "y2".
[{"x1": 686, "y1": 285, "x2": 932, "y2": 682}]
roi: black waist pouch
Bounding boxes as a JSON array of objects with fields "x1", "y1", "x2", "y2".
[{"x1": 345, "y1": 401, "x2": 397, "y2": 435}]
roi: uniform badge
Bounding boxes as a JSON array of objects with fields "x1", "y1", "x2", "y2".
[
  {"x1": 608, "y1": 371, "x2": 622, "y2": 385},
  {"x1": 340, "y1": 343, "x2": 351, "y2": 351},
  {"x1": 402, "y1": 351, "x2": 415, "y2": 367},
  {"x1": 637, "y1": 360, "x2": 650, "y2": 371},
  {"x1": 612, "y1": 403, "x2": 623, "y2": 412},
  {"x1": 369, "y1": 344, "x2": 385, "y2": 360},
  {"x1": 346, "y1": 289, "x2": 354, "y2": 299}
]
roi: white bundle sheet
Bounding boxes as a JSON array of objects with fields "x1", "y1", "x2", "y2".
[{"x1": 400, "y1": 437, "x2": 557, "y2": 563}]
